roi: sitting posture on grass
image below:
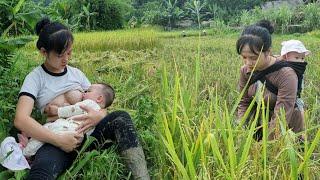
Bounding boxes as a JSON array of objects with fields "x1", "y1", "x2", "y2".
[{"x1": 14, "y1": 18, "x2": 149, "y2": 179}]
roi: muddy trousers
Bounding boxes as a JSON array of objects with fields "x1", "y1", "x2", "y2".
[{"x1": 27, "y1": 110, "x2": 142, "y2": 180}]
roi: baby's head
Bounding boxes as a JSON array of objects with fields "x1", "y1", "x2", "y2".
[
  {"x1": 281, "y1": 40, "x2": 310, "y2": 62},
  {"x1": 83, "y1": 83, "x2": 115, "y2": 108}
]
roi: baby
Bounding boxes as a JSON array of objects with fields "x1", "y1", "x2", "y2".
[
  {"x1": 281, "y1": 39, "x2": 310, "y2": 63},
  {"x1": 280, "y1": 39, "x2": 310, "y2": 111},
  {"x1": 22, "y1": 83, "x2": 115, "y2": 157}
]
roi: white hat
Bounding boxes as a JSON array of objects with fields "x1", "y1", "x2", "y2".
[
  {"x1": 0, "y1": 137, "x2": 30, "y2": 170},
  {"x1": 281, "y1": 40, "x2": 311, "y2": 56}
]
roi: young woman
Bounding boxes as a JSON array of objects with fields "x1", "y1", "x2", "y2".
[
  {"x1": 14, "y1": 18, "x2": 149, "y2": 180},
  {"x1": 236, "y1": 23, "x2": 304, "y2": 140}
]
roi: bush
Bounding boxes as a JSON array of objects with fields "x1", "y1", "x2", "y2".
[
  {"x1": 302, "y1": 3, "x2": 320, "y2": 31},
  {"x1": 0, "y1": 0, "x2": 42, "y2": 36},
  {"x1": 0, "y1": 36, "x2": 33, "y2": 141},
  {"x1": 0, "y1": 37, "x2": 33, "y2": 76},
  {"x1": 89, "y1": 0, "x2": 126, "y2": 30},
  {"x1": 211, "y1": 19, "x2": 232, "y2": 34},
  {"x1": 238, "y1": 6, "x2": 293, "y2": 33},
  {"x1": 44, "y1": 0, "x2": 130, "y2": 31},
  {"x1": 238, "y1": 3, "x2": 320, "y2": 34},
  {"x1": 206, "y1": 0, "x2": 264, "y2": 21},
  {"x1": 131, "y1": 0, "x2": 184, "y2": 29},
  {"x1": 140, "y1": 1, "x2": 165, "y2": 26}
]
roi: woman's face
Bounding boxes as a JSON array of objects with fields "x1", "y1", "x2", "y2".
[
  {"x1": 240, "y1": 44, "x2": 270, "y2": 71},
  {"x1": 43, "y1": 44, "x2": 73, "y2": 73}
]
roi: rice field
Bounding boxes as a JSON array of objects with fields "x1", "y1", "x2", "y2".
[{"x1": 1, "y1": 28, "x2": 320, "y2": 179}]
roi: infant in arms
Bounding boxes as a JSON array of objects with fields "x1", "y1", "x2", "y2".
[{"x1": 23, "y1": 83, "x2": 114, "y2": 157}]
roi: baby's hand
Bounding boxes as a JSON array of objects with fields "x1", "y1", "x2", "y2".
[{"x1": 44, "y1": 104, "x2": 59, "y2": 116}]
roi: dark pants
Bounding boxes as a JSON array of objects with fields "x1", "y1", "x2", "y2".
[{"x1": 27, "y1": 111, "x2": 139, "y2": 180}]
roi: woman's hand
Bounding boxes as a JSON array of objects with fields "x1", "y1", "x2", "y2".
[
  {"x1": 54, "y1": 132, "x2": 83, "y2": 152},
  {"x1": 72, "y1": 105, "x2": 107, "y2": 134}
]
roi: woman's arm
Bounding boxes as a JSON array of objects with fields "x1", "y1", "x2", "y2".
[
  {"x1": 14, "y1": 96, "x2": 82, "y2": 152},
  {"x1": 237, "y1": 66, "x2": 252, "y2": 120}
]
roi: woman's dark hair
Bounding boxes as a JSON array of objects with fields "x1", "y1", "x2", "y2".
[
  {"x1": 35, "y1": 18, "x2": 74, "y2": 54},
  {"x1": 255, "y1": 19, "x2": 274, "y2": 34},
  {"x1": 236, "y1": 25, "x2": 272, "y2": 55}
]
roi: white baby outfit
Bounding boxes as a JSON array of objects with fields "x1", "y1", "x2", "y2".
[{"x1": 23, "y1": 99, "x2": 101, "y2": 157}]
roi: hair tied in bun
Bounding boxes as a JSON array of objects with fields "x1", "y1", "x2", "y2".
[{"x1": 35, "y1": 18, "x2": 51, "y2": 35}]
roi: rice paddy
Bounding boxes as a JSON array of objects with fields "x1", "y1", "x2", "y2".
[{"x1": 1, "y1": 28, "x2": 320, "y2": 179}]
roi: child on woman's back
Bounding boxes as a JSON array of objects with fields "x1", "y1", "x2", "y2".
[{"x1": 280, "y1": 39, "x2": 310, "y2": 113}]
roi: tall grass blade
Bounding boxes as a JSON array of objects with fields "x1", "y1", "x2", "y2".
[
  {"x1": 171, "y1": 61, "x2": 180, "y2": 135},
  {"x1": 298, "y1": 128, "x2": 320, "y2": 173},
  {"x1": 179, "y1": 122, "x2": 196, "y2": 179}
]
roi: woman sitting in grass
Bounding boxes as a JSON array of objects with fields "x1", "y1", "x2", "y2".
[
  {"x1": 14, "y1": 18, "x2": 149, "y2": 179},
  {"x1": 235, "y1": 22, "x2": 305, "y2": 140}
]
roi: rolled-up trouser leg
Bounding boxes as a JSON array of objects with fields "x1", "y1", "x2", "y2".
[
  {"x1": 90, "y1": 110, "x2": 150, "y2": 179},
  {"x1": 27, "y1": 143, "x2": 76, "y2": 180}
]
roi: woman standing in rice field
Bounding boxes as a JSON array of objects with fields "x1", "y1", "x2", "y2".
[
  {"x1": 235, "y1": 22, "x2": 305, "y2": 140},
  {"x1": 14, "y1": 18, "x2": 149, "y2": 179}
]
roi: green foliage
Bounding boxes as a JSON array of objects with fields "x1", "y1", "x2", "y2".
[
  {"x1": 0, "y1": 36, "x2": 33, "y2": 75},
  {"x1": 0, "y1": 0, "x2": 131, "y2": 33},
  {"x1": 0, "y1": 36, "x2": 33, "y2": 141},
  {"x1": 205, "y1": 2, "x2": 226, "y2": 20},
  {"x1": 0, "y1": 170, "x2": 14, "y2": 180},
  {"x1": 155, "y1": 30, "x2": 320, "y2": 178},
  {"x1": 129, "y1": 0, "x2": 275, "y2": 30},
  {"x1": 45, "y1": 0, "x2": 81, "y2": 30},
  {"x1": 238, "y1": 3, "x2": 320, "y2": 34},
  {"x1": 133, "y1": 95, "x2": 156, "y2": 130},
  {"x1": 132, "y1": 0, "x2": 186, "y2": 28},
  {"x1": 2, "y1": 0, "x2": 319, "y2": 33},
  {"x1": 210, "y1": 19, "x2": 233, "y2": 34},
  {"x1": 302, "y1": 3, "x2": 320, "y2": 31},
  {"x1": 61, "y1": 138, "x2": 126, "y2": 180},
  {"x1": 162, "y1": 0, "x2": 184, "y2": 29},
  {"x1": 204, "y1": 0, "x2": 264, "y2": 20},
  {"x1": 0, "y1": 0, "x2": 41, "y2": 36},
  {"x1": 140, "y1": 1, "x2": 165, "y2": 25},
  {"x1": 130, "y1": 0, "x2": 320, "y2": 34},
  {"x1": 185, "y1": 0, "x2": 207, "y2": 28},
  {"x1": 91, "y1": 0, "x2": 129, "y2": 30}
]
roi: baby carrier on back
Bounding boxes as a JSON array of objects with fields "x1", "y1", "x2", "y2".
[
  {"x1": 247, "y1": 60, "x2": 307, "y2": 99},
  {"x1": 244, "y1": 61, "x2": 307, "y2": 140}
]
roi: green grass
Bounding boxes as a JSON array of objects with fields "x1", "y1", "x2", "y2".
[{"x1": 1, "y1": 28, "x2": 320, "y2": 179}]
